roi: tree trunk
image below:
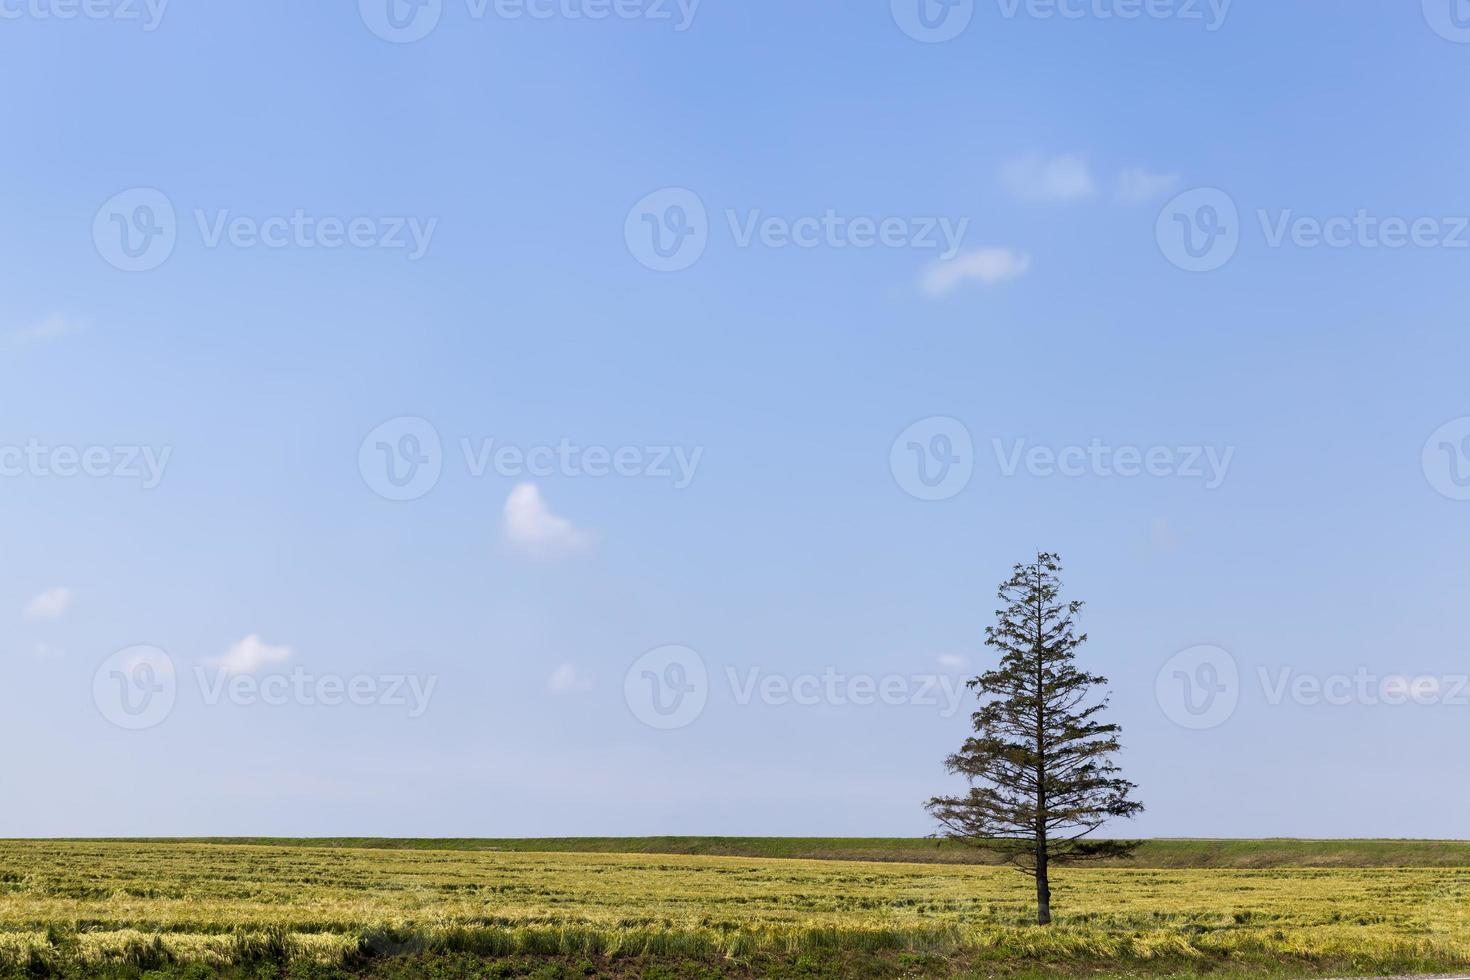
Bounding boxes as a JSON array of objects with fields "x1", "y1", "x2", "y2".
[
  {"x1": 1035, "y1": 851, "x2": 1052, "y2": 925},
  {"x1": 1033, "y1": 570, "x2": 1052, "y2": 927}
]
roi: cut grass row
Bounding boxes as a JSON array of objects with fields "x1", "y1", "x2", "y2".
[
  {"x1": 57, "y1": 836, "x2": 1470, "y2": 868},
  {"x1": 1, "y1": 841, "x2": 1469, "y2": 977}
]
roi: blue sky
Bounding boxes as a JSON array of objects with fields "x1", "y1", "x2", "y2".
[{"x1": 3, "y1": 1, "x2": 1470, "y2": 839}]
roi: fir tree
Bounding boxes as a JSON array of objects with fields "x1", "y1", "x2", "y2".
[{"x1": 927, "y1": 552, "x2": 1144, "y2": 925}]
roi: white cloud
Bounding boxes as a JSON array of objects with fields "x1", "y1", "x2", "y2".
[
  {"x1": 921, "y1": 247, "x2": 1031, "y2": 297},
  {"x1": 548, "y1": 664, "x2": 592, "y2": 694},
  {"x1": 937, "y1": 654, "x2": 969, "y2": 670},
  {"x1": 1117, "y1": 167, "x2": 1182, "y2": 204},
  {"x1": 1000, "y1": 154, "x2": 1097, "y2": 204},
  {"x1": 8, "y1": 314, "x2": 84, "y2": 347},
  {"x1": 211, "y1": 634, "x2": 292, "y2": 674},
  {"x1": 503, "y1": 483, "x2": 593, "y2": 558},
  {"x1": 23, "y1": 587, "x2": 72, "y2": 621}
]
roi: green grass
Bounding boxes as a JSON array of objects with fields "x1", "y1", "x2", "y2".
[
  {"x1": 2, "y1": 840, "x2": 1470, "y2": 978},
  {"x1": 60, "y1": 835, "x2": 1470, "y2": 868}
]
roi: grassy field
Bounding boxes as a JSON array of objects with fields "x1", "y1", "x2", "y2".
[
  {"x1": 2, "y1": 840, "x2": 1470, "y2": 978},
  {"x1": 99, "y1": 835, "x2": 1470, "y2": 868}
]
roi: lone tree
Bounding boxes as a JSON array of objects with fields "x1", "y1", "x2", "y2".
[{"x1": 926, "y1": 553, "x2": 1143, "y2": 925}]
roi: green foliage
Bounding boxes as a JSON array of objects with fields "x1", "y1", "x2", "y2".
[{"x1": 928, "y1": 554, "x2": 1143, "y2": 871}]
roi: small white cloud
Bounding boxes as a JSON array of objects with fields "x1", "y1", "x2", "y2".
[
  {"x1": 503, "y1": 483, "x2": 593, "y2": 558},
  {"x1": 32, "y1": 643, "x2": 64, "y2": 660},
  {"x1": 1117, "y1": 167, "x2": 1182, "y2": 204},
  {"x1": 548, "y1": 663, "x2": 592, "y2": 694},
  {"x1": 921, "y1": 247, "x2": 1031, "y2": 297},
  {"x1": 1000, "y1": 154, "x2": 1097, "y2": 204},
  {"x1": 24, "y1": 587, "x2": 72, "y2": 621},
  {"x1": 937, "y1": 654, "x2": 969, "y2": 670},
  {"x1": 211, "y1": 634, "x2": 292, "y2": 674},
  {"x1": 8, "y1": 314, "x2": 84, "y2": 347}
]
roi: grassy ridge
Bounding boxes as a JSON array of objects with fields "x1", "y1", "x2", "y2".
[{"x1": 70, "y1": 835, "x2": 1470, "y2": 867}]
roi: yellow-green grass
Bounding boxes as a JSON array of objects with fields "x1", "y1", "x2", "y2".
[
  {"x1": 1, "y1": 840, "x2": 1468, "y2": 976},
  {"x1": 78, "y1": 835, "x2": 1470, "y2": 868}
]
